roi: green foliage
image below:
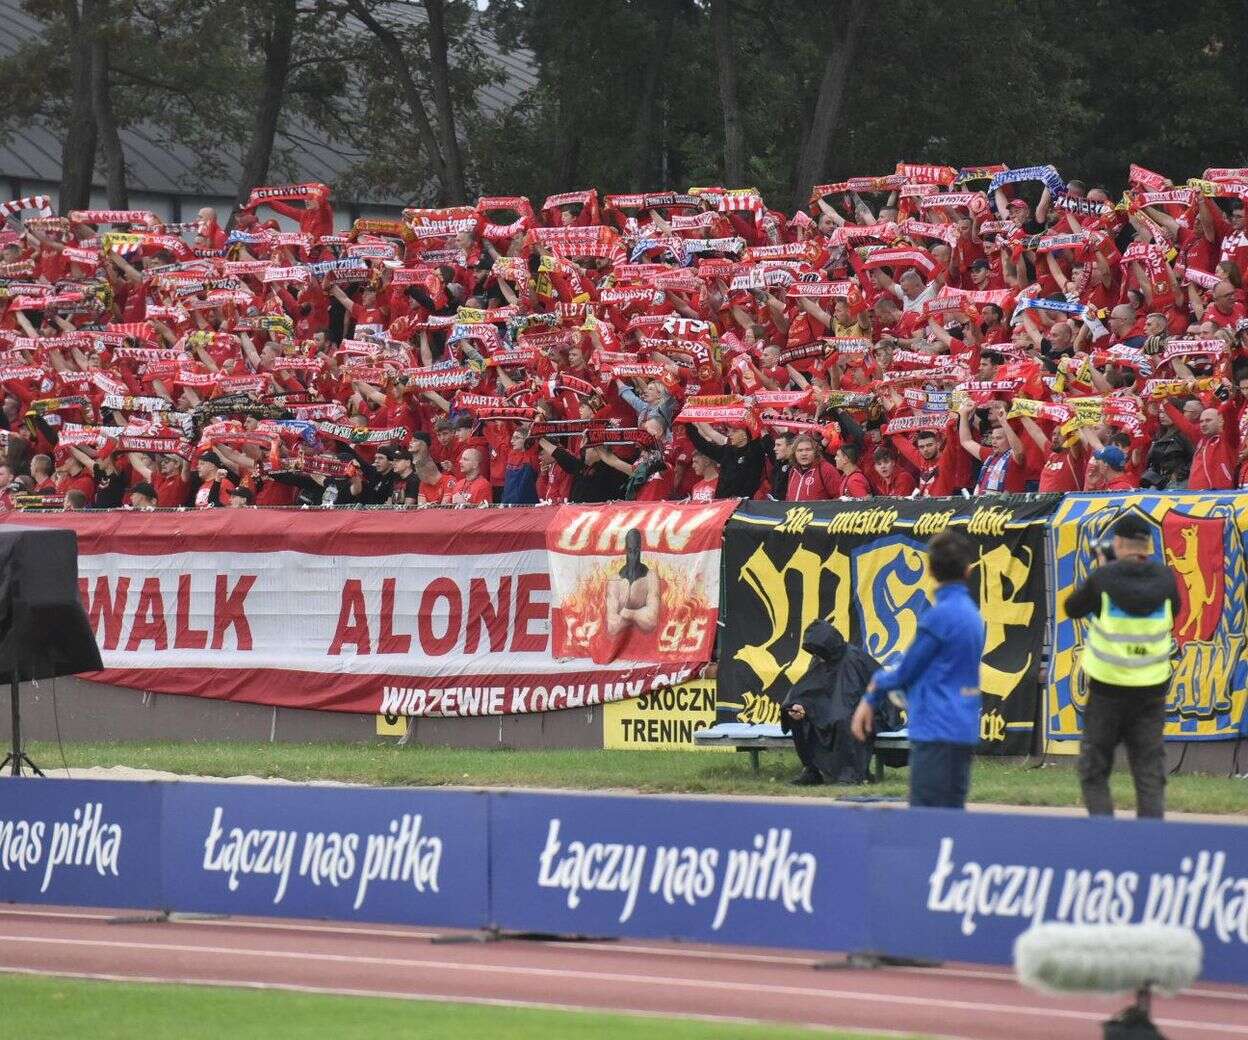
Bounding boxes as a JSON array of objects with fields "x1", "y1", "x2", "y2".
[{"x1": 3, "y1": 0, "x2": 1248, "y2": 203}]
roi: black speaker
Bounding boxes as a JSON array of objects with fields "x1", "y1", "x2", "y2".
[
  {"x1": 0, "y1": 525, "x2": 102, "y2": 680},
  {"x1": 0, "y1": 524, "x2": 102, "y2": 775}
]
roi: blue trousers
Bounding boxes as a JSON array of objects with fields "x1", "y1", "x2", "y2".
[{"x1": 909, "y1": 740, "x2": 973, "y2": 809}]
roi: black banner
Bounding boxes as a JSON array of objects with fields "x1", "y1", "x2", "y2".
[{"x1": 717, "y1": 495, "x2": 1060, "y2": 755}]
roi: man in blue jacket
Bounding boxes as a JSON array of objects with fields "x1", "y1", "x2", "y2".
[{"x1": 851, "y1": 530, "x2": 985, "y2": 809}]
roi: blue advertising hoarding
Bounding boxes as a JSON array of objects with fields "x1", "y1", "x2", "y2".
[
  {"x1": 2, "y1": 778, "x2": 1246, "y2": 984},
  {"x1": 489, "y1": 790, "x2": 870, "y2": 950},
  {"x1": 161, "y1": 783, "x2": 490, "y2": 925},
  {"x1": 863, "y1": 808, "x2": 1248, "y2": 985},
  {"x1": 0, "y1": 778, "x2": 162, "y2": 909}
]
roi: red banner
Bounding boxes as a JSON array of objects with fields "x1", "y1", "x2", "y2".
[
  {"x1": 4, "y1": 509, "x2": 732, "y2": 717},
  {"x1": 546, "y1": 501, "x2": 738, "y2": 665}
]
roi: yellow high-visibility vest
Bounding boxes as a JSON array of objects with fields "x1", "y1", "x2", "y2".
[{"x1": 1083, "y1": 592, "x2": 1172, "y2": 687}]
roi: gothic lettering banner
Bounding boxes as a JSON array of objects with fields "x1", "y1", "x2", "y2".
[
  {"x1": 1047, "y1": 493, "x2": 1248, "y2": 747},
  {"x1": 717, "y1": 496, "x2": 1059, "y2": 755}
]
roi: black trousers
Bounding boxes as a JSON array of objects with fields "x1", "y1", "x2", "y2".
[
  {"x1": 909, "y1": 741, "x2": 973, "y2": 809},
  {"x1": 1078, "y1": 682, "x2": 1168, "y2": 820}
]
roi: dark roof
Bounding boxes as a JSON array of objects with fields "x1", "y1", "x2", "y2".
[{"x1": 0, "y1": 0, "x2": 536, "y2": 205}]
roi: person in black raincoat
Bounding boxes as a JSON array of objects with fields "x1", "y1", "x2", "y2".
[{"x1": 781, "y1": 619, "x2": 892, "y2": 785}]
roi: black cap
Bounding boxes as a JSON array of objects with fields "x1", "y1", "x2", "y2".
[
  {"x1": 231, "y1": 485, "x2": 255, "y2": 503},
  {"x1": 376, "y1": 446, "x2": 402, "y2": 461},
  {"x1": 199, "y1": 452, "x2": 222, "y2": 466},
  {"x1": 132, "y1": 482, "x2": 156, "y2": 500},
  {"x1": 969, "y1": 258, "x2": 990, "y2": 271},
  {"x1": 1112, "y1": 514, "x2": 1152, "y2": 541}
]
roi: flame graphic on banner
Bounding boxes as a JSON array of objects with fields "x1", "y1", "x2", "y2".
[{"x1": 556, "y1": 560, "x2": 714, "y2": 665}]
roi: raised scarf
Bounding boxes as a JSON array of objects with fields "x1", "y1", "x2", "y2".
[
  {"x1": 247, "y1": 183, "x2": 328, "y2": 206},
  {"x1": 987, "y1": 165, "x2": 1065, "y2": 195},
  {"x1": 1128, "y1": 165, "x2": 1170, "y2": 192}
]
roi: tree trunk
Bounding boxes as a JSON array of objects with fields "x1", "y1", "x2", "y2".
[
  {"x1": 422, "y1": 0, "x2": 466, "y2": 203},
  {"x1": 347, "y1": 0, "x2": 451, "y2": 202},
  {"x1": 791, "y1": 0, "x2": 867, "y2": 211},
  {"x1": 710, "y1": 0, "x2": 743, "y2": 186},
  {"x1": 60, "y1": 0, "x2": 97, "y2": 211},
  {"x1": 90, "y1": 0, "x2": 128, "y2": 208},
  {"x1": 551, "y1": 87, "x2": 580, "y2": 191},
  {"x1": 234, "y1": 0, "x2": 297, "y2": 214},
  {"x1": 630, "y1": 0, "x2": 675, "y2": 191}
]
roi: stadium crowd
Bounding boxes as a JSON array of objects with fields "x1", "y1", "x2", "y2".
[{"x1": 2, "y1": 161, "x2": 1248, "y2": 511}]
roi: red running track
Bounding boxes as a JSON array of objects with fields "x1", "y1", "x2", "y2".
[{"x1": 0, "y1": 905, "x2": 1245, "y2": 1039}]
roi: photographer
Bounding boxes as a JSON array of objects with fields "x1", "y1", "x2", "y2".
[{"x1": 1064, "y1": 515, "x2": 1180, "y2": 819}]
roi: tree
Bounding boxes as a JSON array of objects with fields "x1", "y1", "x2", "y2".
[
  {"x1": 790, "y1": 0, "x2": 866, "y2": 210},
  {"x1": 341, "y1": 0, "x2": 487, "y2": 203},
  {"x1": 90, "y1": 0, "x2": 128, "y2": 207},
  {"x1": 61, "y1": 0, "x2": 99, "y2": 209},
  {"x1": 709, "y1": 0, "x2": 743, "y2": 186},
  {"x1": 235, "y1": 0, "x2": 298, "y2": 209},
  {"x1": 631, "y1": 0, "x2": 677, "y2": 190},
  {"x1": 423, "y1": 0, "x2": 467, "y2": 202}
]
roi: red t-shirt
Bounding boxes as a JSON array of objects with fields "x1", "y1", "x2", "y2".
[
  {"x1": 871, "y1": 468, "x2": 917, "y2": 497},
  {"x1": 688, "y1": 477, "x2": 717, "y2": 502},
  {"x1": 1037, "y1": 451, "x2": 1083, "y2": 494},
  {"x1": 152, "y1": 472, "x2": 190, "y2": 508},
  {"x1": 840, "y1": 470, "x2": 872, "y2": 498},
  {"x1": 58, "y1": 471, "x2": 97, "y2": 506},
  {"x1": 419, "y1": 472, "x2": 454, "y2": 505},
  {"x1": 444, "y1": 474, "x2": 492, "y2": 506},
  {"x1": 254, "y1": 476, "x2": 298, "y2": 507},
  {"x1": 1102, "y1": 473, "x2": 1136, "y2": 492},
  {"x1": 537, "y1": 464, "x2": 572, "y2": 503},
  {"x1": 1205, "y1": 301, "x2": 1246, "y2": 329},
  {"x1": 634, "y1": 467, "x2": 675, "y2": 502}
]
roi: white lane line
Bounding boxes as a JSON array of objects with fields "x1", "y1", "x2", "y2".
[
  {"x1": 2, "y1": 908, "x2": 1244, "y2": 1004},
  {"x1": 0, "y1": 934, "x2": 1243, "y2": 1036},
  {"x1": 0, "y1": 966, "x2": 966, "y2": 1040}
]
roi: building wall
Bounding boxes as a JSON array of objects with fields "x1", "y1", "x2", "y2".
[
  {"x1": 3, "y1": 677, "x2": 604, "y2": 750},
  {"x1": 5, "y1": 176, "x2": 404, "y2": 230}
]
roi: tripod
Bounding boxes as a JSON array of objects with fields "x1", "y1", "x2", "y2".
[{"x1": 0, "y1": 671, "x2": 43, "y2": 777}]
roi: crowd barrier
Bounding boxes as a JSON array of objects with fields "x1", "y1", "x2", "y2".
[
  {"x1": 2, "y1": 778, "x2": 1245, "y2": 984},
  {"x1": 5, "y1": 491, "x2": 1248, "y2": 748}
]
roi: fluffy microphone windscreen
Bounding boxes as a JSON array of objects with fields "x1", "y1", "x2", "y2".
[{"x1": 1014, "y1": 923, "x2": 1202, "y2": 997}]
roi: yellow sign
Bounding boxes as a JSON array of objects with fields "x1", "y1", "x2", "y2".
[
  {"x1": 375, "y1": 713, "x2": 407, "y2": 737},
  {"x1": 602, "y1": 679, "x2": 727, "y2": 750}
]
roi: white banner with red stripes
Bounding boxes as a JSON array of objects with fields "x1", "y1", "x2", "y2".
[{"x1": 5, "y1": 508, "x2": 731, "y2": 716}]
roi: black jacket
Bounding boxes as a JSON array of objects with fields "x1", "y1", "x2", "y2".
[
  {"x1": 1065, "y1": 558, "x2": 1180, "y2": 621},
  {"x1": 553, "y1": 447, "x2": 627, "y2": 503},
  {"x1": 686, "y1": 426, "x2": 769, "y2": 499}
]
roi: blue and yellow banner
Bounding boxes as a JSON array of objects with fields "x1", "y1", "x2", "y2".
[{"x1": 1047, "y1": 492, "x2": 1248, "y2": 747}]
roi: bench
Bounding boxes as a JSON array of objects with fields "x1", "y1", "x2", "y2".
[{"x1": 693, "y1": 722, "x2": 910, "y2": 782}]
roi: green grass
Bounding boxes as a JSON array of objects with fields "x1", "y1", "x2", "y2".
[
  {"x1": 29, "y1": 740, "x2": 1248, "y2": 815},
  {"x1": 0, "y1": 974, "x2": 928, "y2": 1040}
]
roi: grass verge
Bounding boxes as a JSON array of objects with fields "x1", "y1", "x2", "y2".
[
  {"x1": 28, "y1": 740, "x2": 1248, "y2": 814},
  {"x1": 0, "y1": 973, "x2": 929, "y2": 1040}
]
